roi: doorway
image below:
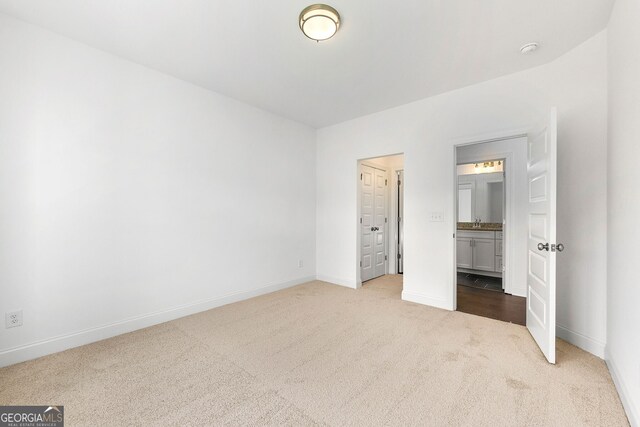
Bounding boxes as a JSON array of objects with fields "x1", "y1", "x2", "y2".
[
  {"x1": 452, "y1": 111, "x2": 559, "y2": 364},
  {"x1": 454, "y1": 142, "x2": 525, "y2": 326},
  {"x1": 357, "y1": 154, "x2": 404, "y2": 286}
]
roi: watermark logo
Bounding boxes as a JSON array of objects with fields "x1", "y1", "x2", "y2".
[{"x1": 0, "y1": 406, "x2": 64, "y2": 427}]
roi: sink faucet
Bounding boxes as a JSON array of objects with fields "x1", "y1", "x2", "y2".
[{"x1": 473, "y1": 218, "x2": 482, "y2": 228}]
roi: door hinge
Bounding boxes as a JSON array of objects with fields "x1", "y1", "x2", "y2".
[
  {"x1": 360, "y1": 173, "x2": 363, "y2": 180},
  {"x1": 385, "y1": 255, "x2": 388, "y2": 261},
  {"x1": 398, "y1": 254, "x2": 402, "y2": 259},
  {"x1": 385, "y1": 179, "x2": 388, "y2": 186},
  {"x1": 359, "y1": 261, "x2": 362, "y2": 267},
  {"x1": 385, "y1": 217, "x2": 388, "y2": 223},
  {"x1": 360, "y1": 217, "x2": 363, "y2": 224},
  {"x1": 398, "y1": 180, "x2": 401, "y2": 185}
]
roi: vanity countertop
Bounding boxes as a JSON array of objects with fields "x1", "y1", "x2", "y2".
[{"x1": 457, "y1": 222, "x2": 503, "y2": 231}]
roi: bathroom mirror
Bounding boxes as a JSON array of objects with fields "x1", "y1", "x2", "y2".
[{"x1": 457, "y1": 171, "x2": 504, "y2": 223}]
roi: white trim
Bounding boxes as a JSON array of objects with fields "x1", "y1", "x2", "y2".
[
  {"x1": 451, "y1": 128, "x2": 529, "y2": 147},
  {"x1": 606, "y1": 349, "x2": 639, "y2": 427},
  {"x1": 316, "y1": 274, "x2": 357, "y2": 289},
  {"x1": 0, "y1": 275, "x2": 316, "y2": 368},
  {"x1": 388, "y1": 169, "x2": 402, "y2": 274},
  {"x1": 402, "y1": 290, "x2": 453, "y2": 311},
  {"x1": 452, "y1": 146, "x2": 459, "y2": 308},
  {"x1": 394, "y1": 169, "x2": 404, "y2": 274},
  {"x1": 556, "y1": 324, "x2": 605, "y2": 359}
]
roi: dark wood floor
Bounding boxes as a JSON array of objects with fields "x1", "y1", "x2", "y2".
[{"x1": 457, "y1": 285, "x2": 526, "y2": 326}]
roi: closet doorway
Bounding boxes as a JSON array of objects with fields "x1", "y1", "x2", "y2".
[{"x1": 357, "y1": 154, "x2": 404, "y2": 286}]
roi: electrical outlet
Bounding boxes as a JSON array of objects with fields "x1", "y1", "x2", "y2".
[
  {"x1": 298, "y1": 260, "x2": 304, "y2": 268},
  {"x1": 5, "y1": 310, "x2": 23, "y2": 328}
]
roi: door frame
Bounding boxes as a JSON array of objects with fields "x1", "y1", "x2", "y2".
[
  {"x1": 386, "y1": 168, "x2": 403, "y2": 275},
  {"x1": 451, "y1": 131, "x2": 527, "y2": 309},
  {"x1": 395, "y1": 170, "x2": 404, "y2": 274}
]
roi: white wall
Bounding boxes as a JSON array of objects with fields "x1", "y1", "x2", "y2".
[
  {"x1": 0, "y1": 13, "x2": 317, "y2": 366},
  {"x1": 607, "y1": 0, "x2": 640, "y2": 423},
  {"x1": 317, "y1": 31, "x2": 608, "y2": 357},
  {"x1": 457, "y1": 137, "x2": 527, "y2": 297}
]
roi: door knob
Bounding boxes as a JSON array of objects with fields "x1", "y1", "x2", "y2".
[
  {"x1": 551, "y1": 243, "x2": 565, "y2": 252},
  {"x1": 537, "y1": 243, "x2": 549, "y2": 251}
]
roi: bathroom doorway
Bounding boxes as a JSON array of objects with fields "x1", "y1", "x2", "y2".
[{"x1": 454, "y1": 139, "x2": 526, "y2": 325}]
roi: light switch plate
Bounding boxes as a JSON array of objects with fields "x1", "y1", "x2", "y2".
[{"x1": 429, "y1": 212, "x2": 444, "y2": 222}]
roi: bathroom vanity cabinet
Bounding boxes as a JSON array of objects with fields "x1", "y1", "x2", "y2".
[{"x1": 456, "y1": 229, "x2": 503, "y2": 275}]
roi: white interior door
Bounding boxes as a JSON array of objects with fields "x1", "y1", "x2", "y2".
[
  {"x1": 526, "y1": 108, "x2": 558, "y2": 364},
  {"x1": 361, "y1": 164, "x2": 387, "y2": 282},
  {"x1": 361, "y1": 165, "x2": 375, "y2": 282},
  {"x1": 373, "y1": 168, "x2": 387, "y2": 278}
]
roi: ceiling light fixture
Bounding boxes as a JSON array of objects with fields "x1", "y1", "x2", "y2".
[
  {"x1": 520, "y1": 42, "x2": 539, "y2": 54},
  {"x1": 299, "y1": 4, "x2": 341, "y2": 42}
]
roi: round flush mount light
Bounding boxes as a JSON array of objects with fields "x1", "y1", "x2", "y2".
[
  {"x1": 299, "y1": 4, "x2": 341, "y2": 42},
  {"x1": 520, "y1": 42, "x2": 539, "y2": 54}
]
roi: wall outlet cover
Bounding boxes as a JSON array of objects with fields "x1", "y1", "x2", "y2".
[{"x1": 5, "y1": 310, "x2": 23, "y2": 328}]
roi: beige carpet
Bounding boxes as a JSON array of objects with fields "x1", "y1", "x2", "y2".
[{"x1": 0, "y1": 275, "x2": 629, "y2": 426}]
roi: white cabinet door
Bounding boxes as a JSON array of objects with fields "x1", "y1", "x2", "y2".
[
  {"x1": 472, "y1": 238, "x2": 495, "y2": 271},
  {"x1": 456, "y1": 238, "x2": 473, "y2": 269}
]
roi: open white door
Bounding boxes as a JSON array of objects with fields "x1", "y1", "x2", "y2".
[
  {"x1": 360, "y1": 163, "x2": 387, "y2": 282},
  {"x1": 361, "y1": 165, "x2": 375, "y2": 282},
  {"x1": 526, "y1": 108, "x2": 561, "y2": 364}
]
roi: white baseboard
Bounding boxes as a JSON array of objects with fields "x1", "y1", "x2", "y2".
[
  {"x1": 316, "y1": 274, "x2": 357, "y2": 289},
  {"x1": 0, "y1": 275, "x2": 315, "y2": 368},
  {"x1": 401, "y1": 290, "x2": 452, "y2": 311},
  {"x1": 556, "y1": 324, "x2": 606, "y2": 359},
  {"x1": 606, "y1": 349, "x2": 639, "y2": 427}
]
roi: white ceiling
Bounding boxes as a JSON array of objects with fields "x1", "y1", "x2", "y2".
[{"x1": 0, "y1": 0, "x2": 615, "y2": 128}]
